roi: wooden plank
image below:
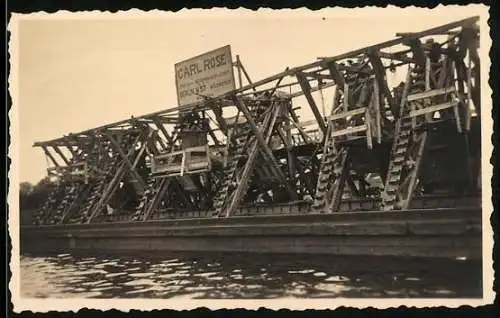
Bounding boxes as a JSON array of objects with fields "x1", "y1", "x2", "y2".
[
  {"x1": 328, "y1": 107, "x2": 366, "y2": 121},
  {"x1": 407, "y1": 86, "x2": 456, "y2": 102},
  {"x1": 407, "y1": 101, "x2": 459, "y2": 118},
  {"x1": 288, "y1": 81, "x2": 336, "y2": 99},
  {"x1": 331, "y1": 125, "x2": 368, "y2": 137},
  {"x1": 377, "y1": 51, "x2": 415, "y2": 63}
]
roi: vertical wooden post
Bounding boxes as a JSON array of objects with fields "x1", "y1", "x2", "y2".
[
  {"x1": 451, "y1": 60, "x2": 462, "y2": 133},
  {"x1": 466, "y1": 55, "x2": 473, "y2": 131},
  {"x1": 236, "y1": 55, "x2": 243, "y2": 89},
  {"x1": 343, "y1": 83, "x2": 349, "y2": 112},
  {"x1": 180, "y1": 151, "x2": 186, "y2": 176},
  {"x1": 365, "y1": 109, "x2": 373, "y2": 150},
  {"x1": 330, "y1": 86, "x2": 339, "y2": 115},
  {"x1": 424, "y1": 56, "x2": 433, "y2": 123},
  {"x1": 373, "y1": 79, "x2": 382, "y2": 144},
  {"x1": 285, "y1": 114, "x2": 296, "y2": 184}
]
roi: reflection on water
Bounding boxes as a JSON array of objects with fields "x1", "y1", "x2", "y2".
[{"x1": 20, "y1": 252, "x2": 481, "y2": 298}]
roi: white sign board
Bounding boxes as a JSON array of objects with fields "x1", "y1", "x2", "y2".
[{"x1": 175, "y1": 45, "x2": 236, "y2": 106}]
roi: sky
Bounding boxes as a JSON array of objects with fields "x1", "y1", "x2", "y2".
[{"x1": 12, "y1": 6, "x2": 487, "y2": 184}]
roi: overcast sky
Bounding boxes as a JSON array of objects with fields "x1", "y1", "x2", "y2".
[{"x1": 13, "y1": 6, "x2": 487, "y2": 184}]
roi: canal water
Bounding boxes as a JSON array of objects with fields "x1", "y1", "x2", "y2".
[{"x1": 20, "y1": 252, "x2": 482, "y2": 299}]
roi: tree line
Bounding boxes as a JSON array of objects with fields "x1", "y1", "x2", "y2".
[{"x1": 19, "y1": 178, "x2": 54, "y2": 210}]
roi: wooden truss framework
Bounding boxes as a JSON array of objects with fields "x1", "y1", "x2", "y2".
[{"x1": 32, "y1": 16, "x2": 481, "y2": 224}]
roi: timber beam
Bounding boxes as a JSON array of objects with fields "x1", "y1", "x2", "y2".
[
  {"x1": 326, "y1": 61, "x2": 346, "y2": 88},
  {"x1": 151, "y1": 116, "x2": 173, "y2": 144},
  {"x1": 296, "y1": 72, "x2": 327, "y2": 134},
  {"x1": 104, "y1": 131, "x2": 146, "y2": 193},
  {"x1": 232, "y1": 95, "x2": 297, "y2": 200},
  {"x1": 86, "y1": 131, "x2": 148, "y2": 223},
  {"x1": 207, "y1": 101, "x2": 228, "y2": 134},
  {"x1": 42, "y1": 146, "x2": 60, "y2": 167},
  {"x1": 52, "y1": 146, "x2": 70, "y2": 165},
  {"x1": 367, "y1": 49, "x2": 396, "y2": 115}
]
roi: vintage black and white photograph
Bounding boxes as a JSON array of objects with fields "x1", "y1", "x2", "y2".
[{"x1": 8, "y1": 5, "x2": 493, "y2": 311}]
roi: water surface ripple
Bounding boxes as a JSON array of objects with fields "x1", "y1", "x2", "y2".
[{"x1": 20, "y1": 252, "x2": 481, "y2": 298}]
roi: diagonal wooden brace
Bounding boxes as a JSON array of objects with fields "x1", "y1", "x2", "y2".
[
  {"x1": 296, "y1": 72, "x2": 327, "y2": 134},
  {"x1": 42, "y1": 146, "x2": 60, "y2": 167},
  {"x1": 210, "y1": 104, "x2": 229, "y2": 135},
  {"x1": 86, "y1": 131, "x2": 147, "y2": 223},
  {"x1": 367, "y1": 49, "x2": 396, "y2": 115},
  {"x1": 52, "y1": 146, "x2": 70, "y2": 165},
  {"x1": 65, "y1": 144, "x2": 80, "y2": 160},
  {"x1": 152, "y1": 116, "x2": 173, "y2": 144},
  {"x1": 104, "y1": 131, "x2": 146, "y2": 194},
  {"x1": 325, "y1": 61, "x2": 346, "y2": 89},
  {"x1": 232, "y1": 95, "x2": 297, "y2": 200}
]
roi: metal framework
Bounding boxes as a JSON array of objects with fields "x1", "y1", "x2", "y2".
[{"x1": 32, "y1": 17, "x2": 481, "y2": 225}]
